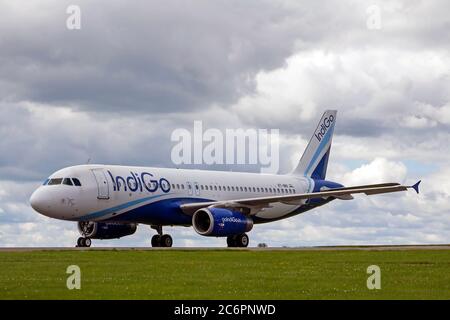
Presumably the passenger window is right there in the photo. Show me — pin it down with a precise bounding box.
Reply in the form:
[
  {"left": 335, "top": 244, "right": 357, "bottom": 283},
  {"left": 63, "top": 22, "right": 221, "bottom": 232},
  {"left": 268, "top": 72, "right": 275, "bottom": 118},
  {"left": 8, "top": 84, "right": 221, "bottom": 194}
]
[
  {"left": 181, "top": 184, "right": 185, "bottom": 189},
  {"left": 231, "top": 186, "right": 235, "bottom": 191},
  {"left": 177, "top": 184, "right": 180, "bottom": 189},
  {"left": 48, "top": 178, "right": 63, "bottom": 185},
  {"left": 63, "top": 178, "right": 73, "bottom": 186}
]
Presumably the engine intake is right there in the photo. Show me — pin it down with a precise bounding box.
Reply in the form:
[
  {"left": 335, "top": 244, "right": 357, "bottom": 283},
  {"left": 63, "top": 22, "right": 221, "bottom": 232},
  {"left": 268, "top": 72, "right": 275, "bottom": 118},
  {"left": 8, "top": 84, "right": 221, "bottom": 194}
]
[
  {"left": 77, "top": 221, "right": 137, "bottom": 239},
  {"left": 192, "top": 208, "right": 253, "bottom": 237}
]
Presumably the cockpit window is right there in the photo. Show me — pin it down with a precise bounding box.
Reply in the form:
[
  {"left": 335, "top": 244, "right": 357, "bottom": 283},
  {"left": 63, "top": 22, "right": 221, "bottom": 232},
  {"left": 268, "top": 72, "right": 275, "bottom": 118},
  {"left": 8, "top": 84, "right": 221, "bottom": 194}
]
[
  {"left": 63, "top": 178, "right": 73, "bottom": 186},
  {"left": 48, "top": 178, "right": 63, "bottom": 185},
  {"left": 72, "top": 178, "right": 82, "bottom": 186},
  {"left": 43, "top": 179, "right": 49, "bottom": 185}
]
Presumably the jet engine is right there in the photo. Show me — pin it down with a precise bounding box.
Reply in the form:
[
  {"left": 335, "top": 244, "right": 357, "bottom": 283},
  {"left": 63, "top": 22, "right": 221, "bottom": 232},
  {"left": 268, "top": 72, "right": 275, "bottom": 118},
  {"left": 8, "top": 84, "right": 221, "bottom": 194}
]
[{"left": 192, "top": 207, "right": 253, "bottom": 237}]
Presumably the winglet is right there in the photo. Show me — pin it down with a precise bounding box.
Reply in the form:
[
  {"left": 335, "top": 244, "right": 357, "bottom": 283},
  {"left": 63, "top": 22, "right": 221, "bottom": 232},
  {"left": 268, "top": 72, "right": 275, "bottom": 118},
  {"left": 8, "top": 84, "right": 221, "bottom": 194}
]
[{"left": 411, "top": 180, "right": 421, "bottom": 194}]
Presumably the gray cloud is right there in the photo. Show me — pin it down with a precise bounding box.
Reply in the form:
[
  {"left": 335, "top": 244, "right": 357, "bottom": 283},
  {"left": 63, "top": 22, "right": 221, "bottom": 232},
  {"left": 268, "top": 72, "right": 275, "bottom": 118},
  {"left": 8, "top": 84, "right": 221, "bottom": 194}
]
[
  {"left": 0, "top": 0, "right": 306, "bottom": 114},
  {"left": 0, "top": 0, "right": 449, "bottom": 246},
  {"left": 3, "top": 0, "right": 446, "bottom": 115}
]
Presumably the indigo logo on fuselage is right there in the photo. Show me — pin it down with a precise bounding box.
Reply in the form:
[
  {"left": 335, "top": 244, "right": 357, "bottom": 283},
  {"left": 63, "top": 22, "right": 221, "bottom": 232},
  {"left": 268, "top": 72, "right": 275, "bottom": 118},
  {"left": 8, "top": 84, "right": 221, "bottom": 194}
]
[
  {"left": 314, "top": 115, "right": 334, "bottom": 142},
  {"left": 107, "top": 171, "right": 171, "bottom": 193}
]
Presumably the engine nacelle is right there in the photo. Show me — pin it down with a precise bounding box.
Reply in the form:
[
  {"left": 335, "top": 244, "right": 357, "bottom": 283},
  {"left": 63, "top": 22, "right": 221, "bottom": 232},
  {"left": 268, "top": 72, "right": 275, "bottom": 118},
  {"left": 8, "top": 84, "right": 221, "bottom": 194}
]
[
  {"left": 192, "top": 207, "right": 253, "bottom": 237},
  {"left": 77, "top": 221, "right": 137, "bottom": 239}
]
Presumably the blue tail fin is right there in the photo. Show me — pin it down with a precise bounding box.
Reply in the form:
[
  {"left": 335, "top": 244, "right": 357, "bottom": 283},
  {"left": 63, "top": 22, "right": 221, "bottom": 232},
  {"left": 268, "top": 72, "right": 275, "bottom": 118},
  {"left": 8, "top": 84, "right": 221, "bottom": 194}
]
[{"left": 291, "top": 110, "right": 337, "bottom": 179}]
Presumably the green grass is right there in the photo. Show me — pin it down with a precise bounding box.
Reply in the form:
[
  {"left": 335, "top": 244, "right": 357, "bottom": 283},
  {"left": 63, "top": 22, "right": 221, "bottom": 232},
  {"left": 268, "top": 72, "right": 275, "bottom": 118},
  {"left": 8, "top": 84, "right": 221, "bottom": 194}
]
[{"left": 0, "top": 249, "right": 449, "bottom": 299}]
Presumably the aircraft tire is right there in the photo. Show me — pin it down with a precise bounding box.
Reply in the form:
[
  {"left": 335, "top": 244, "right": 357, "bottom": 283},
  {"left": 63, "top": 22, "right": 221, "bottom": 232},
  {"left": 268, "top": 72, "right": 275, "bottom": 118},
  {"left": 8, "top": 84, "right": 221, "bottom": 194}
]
[
  {"left": 160, "top": 234, "right": 173, "bottom": 247},
  {"left": 227, "top": 235, "right": 237, "bottom": 247},
  {"left": 84, "top": 238, "right": 92, "bottom": 247},
  {"left": 151, "top": 235, "right": 161, "bottom": 247},
  {"left": 235, "top": 233, "right": 249, "bottom": 247}
]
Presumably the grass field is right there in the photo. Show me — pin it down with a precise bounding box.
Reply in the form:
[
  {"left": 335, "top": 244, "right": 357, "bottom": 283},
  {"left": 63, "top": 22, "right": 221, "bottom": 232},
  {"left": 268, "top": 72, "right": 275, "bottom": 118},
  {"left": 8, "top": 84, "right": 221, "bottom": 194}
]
[{"left": 1, "top": 249, "right": 449, "bottom": 299}]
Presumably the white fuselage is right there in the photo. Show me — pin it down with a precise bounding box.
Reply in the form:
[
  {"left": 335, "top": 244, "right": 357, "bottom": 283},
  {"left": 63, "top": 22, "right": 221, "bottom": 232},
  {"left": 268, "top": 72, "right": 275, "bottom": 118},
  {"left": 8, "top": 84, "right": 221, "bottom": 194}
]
[{"left": 30, "top": 164, "right": 315, "bottom": 224}]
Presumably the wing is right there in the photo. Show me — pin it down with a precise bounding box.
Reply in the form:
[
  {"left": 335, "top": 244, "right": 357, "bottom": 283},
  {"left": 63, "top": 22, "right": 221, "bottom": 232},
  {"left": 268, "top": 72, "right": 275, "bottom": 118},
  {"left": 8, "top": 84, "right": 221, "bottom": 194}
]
[{"left": 180, "top": 181, "right": 421, "bottom": 215}]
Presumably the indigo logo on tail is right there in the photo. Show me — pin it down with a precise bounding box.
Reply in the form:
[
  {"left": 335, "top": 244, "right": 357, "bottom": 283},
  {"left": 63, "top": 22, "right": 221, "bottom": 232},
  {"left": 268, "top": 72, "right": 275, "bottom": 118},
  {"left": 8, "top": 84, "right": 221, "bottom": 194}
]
[{"left": 314, "top": 115, "right": 334, "bottom": 142}]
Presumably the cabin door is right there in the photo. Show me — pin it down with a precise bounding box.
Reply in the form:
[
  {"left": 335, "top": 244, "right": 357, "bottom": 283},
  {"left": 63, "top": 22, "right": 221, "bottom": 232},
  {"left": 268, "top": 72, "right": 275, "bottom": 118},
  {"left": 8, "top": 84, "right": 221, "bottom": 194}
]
[{"left": 91, "top": 168, "right": 110, "bottom": 200}]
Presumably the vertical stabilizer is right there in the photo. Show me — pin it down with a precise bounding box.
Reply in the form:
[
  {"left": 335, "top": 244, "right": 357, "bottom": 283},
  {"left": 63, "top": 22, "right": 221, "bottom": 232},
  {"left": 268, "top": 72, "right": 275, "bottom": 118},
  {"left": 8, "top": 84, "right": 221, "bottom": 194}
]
[{"left": 291, "top": 110, "right": 337, "bottom": 179}]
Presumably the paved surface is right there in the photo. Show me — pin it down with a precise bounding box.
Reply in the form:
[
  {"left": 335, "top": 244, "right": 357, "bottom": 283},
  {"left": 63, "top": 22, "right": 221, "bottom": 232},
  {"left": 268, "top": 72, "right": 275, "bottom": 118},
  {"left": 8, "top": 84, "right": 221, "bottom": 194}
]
[{"left": 0, "top": 245, "right": 449, "bottom": 252}]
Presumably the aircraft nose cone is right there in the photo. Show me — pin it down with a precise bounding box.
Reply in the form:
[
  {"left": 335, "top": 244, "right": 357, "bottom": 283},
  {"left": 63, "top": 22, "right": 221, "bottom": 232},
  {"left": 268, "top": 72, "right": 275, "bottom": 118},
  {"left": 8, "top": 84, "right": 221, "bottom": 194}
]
[{"left": 30, "top": 189, "right": 47, "bottom": 215}]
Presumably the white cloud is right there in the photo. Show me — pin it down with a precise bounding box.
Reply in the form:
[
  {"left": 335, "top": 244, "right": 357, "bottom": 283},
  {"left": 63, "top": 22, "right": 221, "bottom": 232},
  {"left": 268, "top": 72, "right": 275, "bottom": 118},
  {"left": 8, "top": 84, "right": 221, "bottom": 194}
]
[
  {"left": 401, "top": 115, "right": 437, "bottom": 129},
  {"left": 231, "top": 48, "right": 450, "bottom": 129},
  {"left": 340, "top": 157, "right": 407, "bottom": 186}
]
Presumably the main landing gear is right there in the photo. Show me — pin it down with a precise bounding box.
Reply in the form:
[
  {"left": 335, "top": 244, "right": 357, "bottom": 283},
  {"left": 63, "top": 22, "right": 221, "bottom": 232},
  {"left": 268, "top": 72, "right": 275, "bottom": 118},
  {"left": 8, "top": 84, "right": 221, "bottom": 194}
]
[
  {"left": 227, "top": 233, "right": 249, "bottom": 248},
  {"left": 76, "top": 237, "right": 91, "bottom": 248},
  {"left": 151, "top": 225, "right": 173, "bottom": 247}
]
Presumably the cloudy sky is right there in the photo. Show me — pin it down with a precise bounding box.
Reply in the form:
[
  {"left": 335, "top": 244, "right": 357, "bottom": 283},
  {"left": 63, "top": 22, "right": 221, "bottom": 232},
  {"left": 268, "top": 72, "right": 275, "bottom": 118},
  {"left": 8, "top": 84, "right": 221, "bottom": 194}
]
[{"left": 0, "top": 0, "right": 449, "bottom": 247}]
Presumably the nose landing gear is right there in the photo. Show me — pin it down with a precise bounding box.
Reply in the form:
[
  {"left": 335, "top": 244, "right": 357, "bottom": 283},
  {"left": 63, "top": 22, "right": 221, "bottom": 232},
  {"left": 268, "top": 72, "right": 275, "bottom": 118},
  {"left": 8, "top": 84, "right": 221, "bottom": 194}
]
[
  {"left": 76, "top": 237, "right": 91, "bottom": 247},
  {"left": 151, "top": 225, "right": 173, "bottom": 247}
]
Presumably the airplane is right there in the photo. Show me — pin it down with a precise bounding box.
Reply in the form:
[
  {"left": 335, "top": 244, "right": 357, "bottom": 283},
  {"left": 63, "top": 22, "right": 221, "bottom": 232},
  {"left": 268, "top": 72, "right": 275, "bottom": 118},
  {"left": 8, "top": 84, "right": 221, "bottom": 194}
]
[{"left": 29, "top": 110, "right": 421, "bottom": 247}]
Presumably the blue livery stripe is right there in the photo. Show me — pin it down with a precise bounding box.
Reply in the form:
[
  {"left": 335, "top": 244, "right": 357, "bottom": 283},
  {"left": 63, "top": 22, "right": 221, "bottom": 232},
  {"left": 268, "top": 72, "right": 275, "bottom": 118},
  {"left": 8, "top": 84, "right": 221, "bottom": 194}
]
[
  {"left": 304, "top": 125, "right": 334, "bottom": 176},
  {"left": 311, "top": 147, "right": 330, "bottom": 179},
  {"left": 80, "top": 194, "right": 171, "bottom": 221}
]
